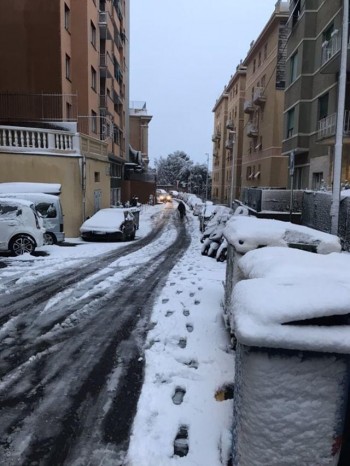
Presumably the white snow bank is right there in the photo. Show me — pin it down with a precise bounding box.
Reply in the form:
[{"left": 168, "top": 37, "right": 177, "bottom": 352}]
[
  {"left": 232, "top": 247, "right": 350, "bottom": 353},
  {"left": 223, "top": 216, "right": 341, "bottom": 254}
]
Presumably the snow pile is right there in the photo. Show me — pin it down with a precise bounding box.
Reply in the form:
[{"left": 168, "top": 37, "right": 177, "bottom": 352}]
[
  {"left": 232, "top": 247, "right": 350, "bottom": 353},
  {"left": 223, "top": 216, "right": 341, "bottom": 254}
]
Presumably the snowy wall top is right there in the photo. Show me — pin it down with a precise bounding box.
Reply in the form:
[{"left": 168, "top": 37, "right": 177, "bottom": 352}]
[
  {"left": 233, "top": 247, "right": 350, "bottom": 354},
  {"left": 0, "top": 182, "right": 61, "bottom": 195},
  {"left": 223, "top": 216, "right": 341, "bottom": 254}
]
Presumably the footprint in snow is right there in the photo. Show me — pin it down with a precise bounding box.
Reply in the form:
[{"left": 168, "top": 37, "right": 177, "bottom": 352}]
[
  {"left": 176, "top": 290, "right": 183, "bottom": 295},
  {"left": 162, "top": 298, "right": 169, "bottom": 304},
  {"left": 186, "top": 323, "right": 194, "bottom": 333},
  {"left": 172, "top": 387, "right": 186, "bottom": 405},
  {"left": 183, "top": 359, "right": 199, "bottom": 369},
  {"left": 178, "top": 338, "right": 187, "bottom": 348},
  {"left": 183, "top": 309, "right": 190, "bottom": 317},
  {"left": 189, "top": 292, "right": 195, "bottom": 297},
  {"left": 194, "top": 299, "right": 200, "bottom": 305},
  {"left": 174, "top": 425, "right": 189, "bottom": 457},
  {"left": 165, "top": 310, "right": 174, "bottom": 317}
]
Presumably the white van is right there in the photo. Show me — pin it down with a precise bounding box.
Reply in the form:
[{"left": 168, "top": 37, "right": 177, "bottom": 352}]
[
  {"left": 0, "top": 191, "right": 65, "bottom": 244},
  {"left": 0, "top": 198, "right": 45, "bottom": 256}
]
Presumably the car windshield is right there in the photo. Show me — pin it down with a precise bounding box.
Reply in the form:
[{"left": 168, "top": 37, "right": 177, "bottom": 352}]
[{"left": 35, "top": 202, "right": 57, "bottom": 218}]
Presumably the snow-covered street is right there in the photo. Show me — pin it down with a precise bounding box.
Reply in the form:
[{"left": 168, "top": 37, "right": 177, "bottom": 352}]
[{"left": 0, "top": 203, "right": 234, "bottom": 466}]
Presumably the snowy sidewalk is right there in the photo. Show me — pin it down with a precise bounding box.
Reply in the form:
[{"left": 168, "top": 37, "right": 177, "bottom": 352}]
[{"left": 126, "top": 213, "right": 234, "bottom": 466}]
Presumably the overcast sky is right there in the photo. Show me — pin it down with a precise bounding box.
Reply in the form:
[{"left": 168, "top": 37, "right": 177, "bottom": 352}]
[{"left": 130, "top": 0, "right": 280, "bottom": 166}]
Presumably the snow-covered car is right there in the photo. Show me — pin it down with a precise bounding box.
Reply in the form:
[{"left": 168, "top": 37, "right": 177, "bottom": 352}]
[
  {"left": 0, "top": 198, "right": 45, "bottom": 256},
  {"left": 156, "top": 189, "right": 172, "bottom": 203},
  {"left": 80, "top": 208, "right": 137, "bottom": 242}
]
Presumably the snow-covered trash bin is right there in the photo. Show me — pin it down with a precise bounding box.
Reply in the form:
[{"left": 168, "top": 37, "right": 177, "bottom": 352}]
[
  {"left": 127, "top": 207, "right": 140, "bottom": 229},
  {"left": 222, "top": 216, "right": 341, "bottom": 332},
  {"left": 231, "top": 247, "right": 350, "bottom": 466}
]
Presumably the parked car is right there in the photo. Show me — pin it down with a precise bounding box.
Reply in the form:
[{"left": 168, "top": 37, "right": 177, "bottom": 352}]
[
  {"left": 0, "top": 192, "right": 64, "bottom": 245},
  {"left": 80, "top": 208, "right": 137, "bottom": 242},
  {"left": 156, "top": 189, "right": 172, "bottom": 203},
  {"left": 0, "top": 198, "right": 45, "bottom": 256}
]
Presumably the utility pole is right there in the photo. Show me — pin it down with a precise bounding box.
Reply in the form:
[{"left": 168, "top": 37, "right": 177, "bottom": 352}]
[{"left": 331, "top": 0, "right": 349, "bottom": 235}]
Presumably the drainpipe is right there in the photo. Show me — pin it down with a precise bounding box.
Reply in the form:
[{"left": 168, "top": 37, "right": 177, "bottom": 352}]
[{"left": 331, "top": 0, "right": 349, "bottom": 235}]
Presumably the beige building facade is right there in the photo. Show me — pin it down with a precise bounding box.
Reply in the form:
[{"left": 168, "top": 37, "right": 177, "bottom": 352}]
[
  {"left": 241, "top": 1, "right": 289, "bottom": 190},
  {"left": 129, "top": 101, "right": 153, "bottom": 170},
  {"left": 211, "top": 1, "right": 290, "bottom": 202},
  {"left": 212, "top": 65, "right": 246, "bottom": 204}
]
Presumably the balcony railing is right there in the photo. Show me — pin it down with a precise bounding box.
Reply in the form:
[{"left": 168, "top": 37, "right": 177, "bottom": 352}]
[
  {"left": 321, "top": 30, "right": 341, "bottom": 67},
  {"left": 225, "top": 139, "right": 234, "bottom": 149},
  {"left": 317, "top": 110, "right": 350, "bottom": 140},
  {"left": 226, "top": 119, "right": 234, "bottom": 130},
  {"left": 0, "top": 125, "right": 79, "bottom": 153},
  {"left": 244, "top": 100, "right": 254, "bottom": 114},
  {"left": 212, "top": 130, "right": 221, "bottom": 142},
  {"left": 253, "top": 87, "right": 266, "bottom": 105},
  {"left": 247, "top": 121, "right": 258, "bottom": 138}
]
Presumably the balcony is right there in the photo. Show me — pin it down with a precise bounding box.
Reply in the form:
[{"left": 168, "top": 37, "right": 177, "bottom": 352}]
[
  {"left": 317, "top": 110, "right": 350, "bottom": 142},
  {"left": 247, "top": 121, "right": 258, "bottom": 138},
  {"left": 225, "top": 139, "right": 234, "bottom": 149},
  {"left": 320, "top": 29, "right": 350, "bottom": 74},
  {"left": 253, "top": 87, "right": 266, "bottom": 106},
  {"left": 0, "top": 125, "right": 79, "bottom": 154},
  {"left": 212, "top": 130, "right": 221, "bottom": 142},
  {"left": 226, "top": 119, "right": 234, "bottom": 130},
  {"left": 99, "top": 11, "right": 113, "bottom": 40},
  {"left": 244, "top": 100, "right": 255, "bottom": 114},
  {"left": 99, "top": 53, "right": 113, "bottom": 78}
]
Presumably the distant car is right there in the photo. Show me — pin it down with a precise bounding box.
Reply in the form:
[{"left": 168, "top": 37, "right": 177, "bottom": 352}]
[
  {"left": 80, "top": 208, "right": 137, "bottom": 242},
  {"left": 156, "top": 189, "right": 172, "bottom": 203},
  {"left": 0, "top": 198, "right": 45, "bottom": 256}
]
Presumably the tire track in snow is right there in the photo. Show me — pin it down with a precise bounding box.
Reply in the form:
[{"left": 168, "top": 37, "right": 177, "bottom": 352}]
[{"left": 0, "top": 210, "right": 191, "bottom": 465}]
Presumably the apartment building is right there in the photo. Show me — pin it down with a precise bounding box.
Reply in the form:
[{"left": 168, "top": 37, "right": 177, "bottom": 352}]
[
  {"left": 0, "top": 0, "right": 129, "bottom": 205},
  {"left": 241, "top": 1, "right": 289, "bottom": 190},
  {"left": 211, "top": 65, "right": 246, "bottom": 204},
  {"left": 129, "top": 101, "right": 153, "bottom": 170},
  {"left": 282, "top": 0, "right": 350, "bottom": 190},
  {"left": 212, "top": 92, "right": 228, "bottom": 203}
]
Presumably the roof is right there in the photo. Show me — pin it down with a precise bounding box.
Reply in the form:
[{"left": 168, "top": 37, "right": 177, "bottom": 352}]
[{"left": 0, "top": 182, "right": 61, "bottom": 195}]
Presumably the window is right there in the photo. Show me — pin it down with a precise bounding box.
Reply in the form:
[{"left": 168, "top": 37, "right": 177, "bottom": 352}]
[
  {"left": 322, "top": 24, "right": 334, "bottom": 43},
  {"left": 91, "top": 21, "right": 96, "bottom": 47},
  {"left": 290, "top": 51, "right": 298, "bottom": 83},
  {"left": 264, "top": 43, "right": 268, "bottom": 60},
  {"left": 287, "top": 108, "right": 295, "bottom": 138},
  {"left": 291, "top": 0, "right": 301, "bottom": 27},
  {"left": 312, "top": 172, "right": 324, "bottom": 190},
  {"left": 253, "top": 59, "right": 256, "bottom": 73},
  {"left": 64, "top": 3, "right": 70, "bottom": 31},
  {"left": 261, "top": 75, "right": 266, "bottom": 88},
  {"left": 66, "top": 102, "right": 72, "bottom": 120},
  {"left": 318, "top": 93, "right": 329, "bottom": 120},
  {"left": 246, "top": 166, "right": 252, "bottom": 180},
  {"left": 258, "top": 51, "right": 261, "bottom": 67},
  {"left": 91, "top": 110, "right": 97, "bottom": 133},
  {"left": 94, "top": 172, "right": 100, "bottom": 182},
  {"left": 65, "top": 54, "right": 71, "bottom": 80},
  {"left": 91, "top": 66, "right": 97, "bottom": 91}
]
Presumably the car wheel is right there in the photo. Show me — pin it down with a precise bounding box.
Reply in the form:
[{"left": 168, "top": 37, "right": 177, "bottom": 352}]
[
  {"left": 9, "top": 234, "right": 36, "bottom": 256},
  {"left": 44, "top": 232, "right": 56, "bottom": 245}
]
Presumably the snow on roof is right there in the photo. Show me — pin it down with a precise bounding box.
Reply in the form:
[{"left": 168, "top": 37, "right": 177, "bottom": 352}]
[
  {"left": 0, "top": 182, "right": 61, "bottom": 194},
  {"left": 0, "top": 192, "right": 59, "bottom": 202},
  {"left": 0, "top": 197, "right": 34, "bottom": 207},
  {"left": 223, "top": 216, "right": 341, "bottom": 254},
  {"left": 233, "top": 247, "right": 350, "bottom": 354}
]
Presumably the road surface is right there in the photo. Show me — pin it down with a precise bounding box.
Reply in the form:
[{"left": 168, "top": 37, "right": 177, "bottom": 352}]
[{"left": 0, "top": 207, "right": 191, "bottom": 466}]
